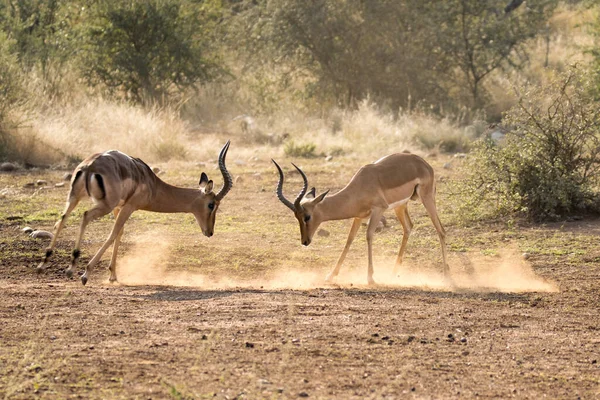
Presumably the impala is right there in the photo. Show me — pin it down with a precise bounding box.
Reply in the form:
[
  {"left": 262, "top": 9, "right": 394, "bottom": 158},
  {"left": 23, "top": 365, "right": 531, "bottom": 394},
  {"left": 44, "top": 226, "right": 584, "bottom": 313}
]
[
  {"left": 37, "top": 141, "right": 233, "bottom": 285},
  {"left": 273, "top": 153, "right": 448, "bottom": 285}
]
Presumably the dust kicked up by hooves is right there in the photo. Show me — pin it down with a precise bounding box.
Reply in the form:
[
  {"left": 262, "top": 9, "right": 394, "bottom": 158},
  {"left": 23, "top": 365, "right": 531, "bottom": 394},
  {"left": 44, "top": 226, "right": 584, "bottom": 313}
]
[{"left": 116, "top": 231, "right": 557, "bottom": 293}]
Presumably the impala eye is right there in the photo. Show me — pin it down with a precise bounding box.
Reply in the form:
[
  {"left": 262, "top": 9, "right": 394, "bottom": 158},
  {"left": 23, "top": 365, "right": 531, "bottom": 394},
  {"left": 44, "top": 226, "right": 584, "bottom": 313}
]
[
  {"left": 208, "top": 202, "right": 215, "bottom": 210},
  {"left": 304, "top": 215, "right": 311, "bottom": 222}
]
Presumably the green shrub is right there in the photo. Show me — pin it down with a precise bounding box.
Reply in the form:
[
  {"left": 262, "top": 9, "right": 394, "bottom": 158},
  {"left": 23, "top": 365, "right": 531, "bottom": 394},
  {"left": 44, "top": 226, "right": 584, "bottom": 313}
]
[
  {"left": 457, "top": 69, "right": 600, "bottom": 221},
  {"left": 81, "top": 0, "right": 222, "bottom": 105},
  {"left": 284, "top": 140, "right": 318, "bottom": 158}
]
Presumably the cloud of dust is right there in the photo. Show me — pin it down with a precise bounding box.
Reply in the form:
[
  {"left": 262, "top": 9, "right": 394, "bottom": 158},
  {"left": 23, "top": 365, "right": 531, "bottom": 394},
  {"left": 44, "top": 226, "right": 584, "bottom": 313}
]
[
  {"left": 117, "top": 229, "right": 207, "bottom": 287},
  {"left": 370, "top": 247, "right": 559, "bottom": 293},
  {"left": 116, "top": 231, "right": 326, "bottom": 289},
  {"left": 450, "top": 248, "right": 559, "bottom": 293},
  {"left": 253, "top": 246, "right": 558, "bottom": 293},
  {"left": 116, "top": 234, "right": 557, "bottom": 294},
  {"left": 264, "top": 247, "right": 558, "bottom": 293}
]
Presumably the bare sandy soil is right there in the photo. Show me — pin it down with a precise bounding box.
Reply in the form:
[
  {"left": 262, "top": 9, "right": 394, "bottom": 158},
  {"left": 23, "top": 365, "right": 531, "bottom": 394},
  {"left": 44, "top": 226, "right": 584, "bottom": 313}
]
[{"left": 1, "top": 157, "right": 599, "bottom": 399}]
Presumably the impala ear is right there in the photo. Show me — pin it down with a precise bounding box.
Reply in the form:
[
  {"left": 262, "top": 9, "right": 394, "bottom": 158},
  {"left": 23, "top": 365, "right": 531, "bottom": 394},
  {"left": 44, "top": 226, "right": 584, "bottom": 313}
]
[
  {"left": 204, "top": 180, "right": 214, "bottom": 194},
  {"left": 314, "top": 189, "right": 329, "bottom": 204},
  {"left": 199, "top": 172, "right": 209, "bottom": 187},
  {"left": 306, "top": 187, "right": 316, "bottom": 199}
]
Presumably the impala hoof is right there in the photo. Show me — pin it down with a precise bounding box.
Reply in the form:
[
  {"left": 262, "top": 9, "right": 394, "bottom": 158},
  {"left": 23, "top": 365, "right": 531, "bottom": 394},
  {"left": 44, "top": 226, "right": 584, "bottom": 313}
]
[
  {"left": 81, "top": 275, "right": 88, "bottom": 286},
  {"left": 36, "top": 265, "right": 44, "bottom": 274},
  {"left": 367, "top": 278, "right": 377, "bottom": 286},
  {"left": 65, "top": 269, "right": 73, "bottom": 279},
  {"left": 442, "top": 273, "right": 456, "bottom": 288}
]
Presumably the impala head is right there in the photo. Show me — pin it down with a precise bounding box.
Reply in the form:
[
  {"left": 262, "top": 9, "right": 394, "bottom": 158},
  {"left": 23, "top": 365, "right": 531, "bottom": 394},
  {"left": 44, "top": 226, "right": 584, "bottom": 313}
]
[
  {"left": 272, "top": 160, "right": 329, "bottom": 246},
  {"left": 194, "top": 141, "right": 233, "bottom": 237}
]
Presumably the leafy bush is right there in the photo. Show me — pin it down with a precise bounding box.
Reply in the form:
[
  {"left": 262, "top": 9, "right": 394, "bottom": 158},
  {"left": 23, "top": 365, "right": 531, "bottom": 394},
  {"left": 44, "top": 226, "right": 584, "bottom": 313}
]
[
  {"left": 458, "top": 69, "right": 600, "bottom": 221},
  {"left": 235, "top": 0, "right": 556, "bottom": 113},
  {"left": 284, "top": 141, "right": 318, "bottom": 158},
  {"left": 81, "top": 0, "right": 222, "bottom": 105}
]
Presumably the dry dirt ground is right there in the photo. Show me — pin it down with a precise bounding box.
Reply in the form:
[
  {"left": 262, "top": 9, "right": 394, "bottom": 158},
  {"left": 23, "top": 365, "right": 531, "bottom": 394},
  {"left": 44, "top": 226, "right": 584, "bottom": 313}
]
[{"left": 0, "top": 152, "right": 599, "bottom": 399}]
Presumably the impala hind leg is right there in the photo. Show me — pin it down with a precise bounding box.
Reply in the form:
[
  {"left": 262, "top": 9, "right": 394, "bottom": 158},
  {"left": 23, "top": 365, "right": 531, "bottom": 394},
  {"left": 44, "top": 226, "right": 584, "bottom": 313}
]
[
  {"left": 36, "top": 180, "right": 85, "bottom": 273},
  {"left": 420, "top": 193, "right": 449, "bottom": 277},
  {"left": 66, "top": 204, "right": 113, "bottom": 279},
  {"left": 366, "top": 207, "right": 385, "bottom": 285},
  {"left": 325, "top": 218, "right": 361, "bottom": 282},
  {"left": 81, "top": 205, "right": 134, "bottom": 286},
  {"left": 393, "top": 204, "right": 413, "bottom": 274},
  {"left": 108, "top": 208, "right": 125, "bottom": 283}
]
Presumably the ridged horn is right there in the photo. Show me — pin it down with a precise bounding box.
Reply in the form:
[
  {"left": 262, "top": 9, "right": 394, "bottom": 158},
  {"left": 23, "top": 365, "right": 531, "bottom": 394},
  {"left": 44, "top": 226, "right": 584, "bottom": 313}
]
[
  {"left": 272, "top": 159, "right": 295, "bottom": 212},
  {"left": 215, "top": 140, "right": 233, "bottom": 201},
  {"left": 291, "top": 163, "right": 308, "bottom": 209}
]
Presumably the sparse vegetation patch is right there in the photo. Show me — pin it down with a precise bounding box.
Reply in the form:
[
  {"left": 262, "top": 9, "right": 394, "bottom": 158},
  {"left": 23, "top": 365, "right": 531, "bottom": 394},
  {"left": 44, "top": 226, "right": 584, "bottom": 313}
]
[{"left": 458, "top": 68, "right": 600, "bottom": 221}]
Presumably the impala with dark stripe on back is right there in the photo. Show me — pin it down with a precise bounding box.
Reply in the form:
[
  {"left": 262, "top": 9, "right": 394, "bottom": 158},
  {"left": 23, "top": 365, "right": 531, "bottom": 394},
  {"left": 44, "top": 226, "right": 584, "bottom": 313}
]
[{"left": 37, "top": 141, "right": 233, "bottom": 285}]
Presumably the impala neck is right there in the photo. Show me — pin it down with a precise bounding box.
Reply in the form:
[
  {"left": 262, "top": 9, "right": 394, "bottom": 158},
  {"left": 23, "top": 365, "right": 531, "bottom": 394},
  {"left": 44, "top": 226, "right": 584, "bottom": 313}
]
[
  {"left": 317, "top": 188, "right": 365, "bottom": 222},
  {"left": 145, "top": 179, "right": 200, "bottom": 213}
]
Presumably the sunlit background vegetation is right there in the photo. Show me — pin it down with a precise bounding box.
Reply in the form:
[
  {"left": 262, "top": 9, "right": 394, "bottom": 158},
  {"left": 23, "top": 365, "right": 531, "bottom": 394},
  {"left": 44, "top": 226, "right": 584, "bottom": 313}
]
[{"left": 0, "top": 0, "right": 599, "bottom": 221}]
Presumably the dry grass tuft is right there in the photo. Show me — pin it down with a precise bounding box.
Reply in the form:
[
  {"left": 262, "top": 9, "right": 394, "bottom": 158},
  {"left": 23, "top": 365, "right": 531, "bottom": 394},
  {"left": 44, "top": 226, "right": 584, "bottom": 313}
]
[
  {"left": 29, "top": 99, "right": 191, "bottom": 164},
  {"left": 229, "top": 100, "right": 473, "bottom": 161}
]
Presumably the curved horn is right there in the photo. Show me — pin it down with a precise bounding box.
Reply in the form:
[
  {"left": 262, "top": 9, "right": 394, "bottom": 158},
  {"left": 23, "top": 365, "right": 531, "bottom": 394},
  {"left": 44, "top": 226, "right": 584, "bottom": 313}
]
[
  {"left": 215, "top": 140, "right": 233, "bottom": 201},
  {"left": 272, "top": 159, "right": 295, "bottom": 212},
  {"left": 291, "top": 163, "right": 308, "bottom": 209}
]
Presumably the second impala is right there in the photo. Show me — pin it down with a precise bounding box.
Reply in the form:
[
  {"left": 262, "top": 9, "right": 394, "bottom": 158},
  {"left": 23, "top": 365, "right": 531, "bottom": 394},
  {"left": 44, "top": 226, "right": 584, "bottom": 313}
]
[{"left": 273, "top": 153, "right": 448, "bottom": 285}]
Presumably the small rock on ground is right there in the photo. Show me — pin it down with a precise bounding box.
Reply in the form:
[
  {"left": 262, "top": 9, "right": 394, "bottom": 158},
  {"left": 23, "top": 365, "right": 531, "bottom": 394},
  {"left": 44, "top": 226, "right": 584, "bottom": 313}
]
[
  {"left": 30, "top": 230, "right": 54, "bottom": 240},
  {"left": 0, "top": 162, "right": 17, "bottom": 172}
]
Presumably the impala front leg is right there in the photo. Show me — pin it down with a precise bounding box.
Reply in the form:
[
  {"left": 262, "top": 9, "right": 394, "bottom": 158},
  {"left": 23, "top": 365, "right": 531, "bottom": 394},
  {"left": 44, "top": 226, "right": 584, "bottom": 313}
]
[
  {"left": 325, "top": 218, "right": 361, "bottom": 282},
  {"left": 66, "top": 204, "right": 112, "bottom": 279},
  {"left": 366, "top": 207, "right": 385, "bottom": 285},
  {"left": 81, "top": 206, "right": 134, "bottom": 286},
  {"left": 108, "top": 208, "right": 125, "bottom": 283}
]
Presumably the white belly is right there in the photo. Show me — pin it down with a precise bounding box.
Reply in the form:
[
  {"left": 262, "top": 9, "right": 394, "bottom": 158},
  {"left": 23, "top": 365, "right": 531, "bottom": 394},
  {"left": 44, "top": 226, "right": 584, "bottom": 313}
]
[{"left": 387, "top": 197, "right": 410, "bottom": 210}]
